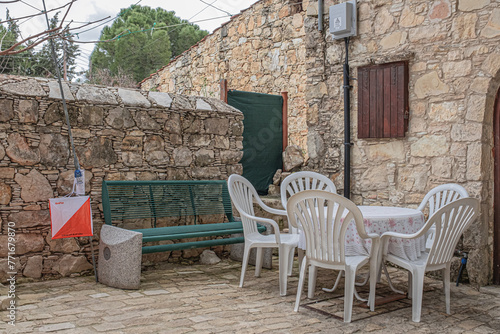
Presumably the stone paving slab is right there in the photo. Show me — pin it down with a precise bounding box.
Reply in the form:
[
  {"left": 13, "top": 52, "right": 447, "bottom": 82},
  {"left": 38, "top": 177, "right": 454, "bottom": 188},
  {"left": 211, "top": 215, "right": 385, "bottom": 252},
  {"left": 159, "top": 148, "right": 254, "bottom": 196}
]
[{"left": 1, "top": 257, "right": 499, "bottom": 333}]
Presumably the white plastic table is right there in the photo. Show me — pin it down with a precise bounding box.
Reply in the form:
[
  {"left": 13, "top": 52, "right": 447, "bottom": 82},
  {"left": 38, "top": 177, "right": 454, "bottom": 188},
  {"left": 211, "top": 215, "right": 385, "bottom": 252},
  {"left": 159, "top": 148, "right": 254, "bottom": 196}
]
[{"left": 297, "top": 206, "right": 426, "bottom": 261}]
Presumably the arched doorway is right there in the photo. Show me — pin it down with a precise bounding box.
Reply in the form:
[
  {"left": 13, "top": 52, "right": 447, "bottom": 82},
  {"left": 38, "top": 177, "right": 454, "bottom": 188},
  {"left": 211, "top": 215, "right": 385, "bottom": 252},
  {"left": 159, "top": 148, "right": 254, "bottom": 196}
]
[{"left": 494, "top": 87, "right": 500, "bottom": 284}]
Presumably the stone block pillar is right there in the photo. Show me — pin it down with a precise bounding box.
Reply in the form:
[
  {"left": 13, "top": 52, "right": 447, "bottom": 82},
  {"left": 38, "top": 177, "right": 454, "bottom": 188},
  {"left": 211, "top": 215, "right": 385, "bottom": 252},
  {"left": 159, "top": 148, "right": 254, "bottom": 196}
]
[
  {"left": 98, "top": 225, "right": 142, "bottom": 289},
  {"left": 230, "top": 219, "right": 274, "bottom": 269}
]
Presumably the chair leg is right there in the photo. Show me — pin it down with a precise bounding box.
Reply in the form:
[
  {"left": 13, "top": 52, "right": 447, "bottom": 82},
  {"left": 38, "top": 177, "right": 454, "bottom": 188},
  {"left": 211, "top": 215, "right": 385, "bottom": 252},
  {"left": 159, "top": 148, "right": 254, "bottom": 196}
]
[
  {"left": 255, "top": 247, "right": 263, "bottom": 277},
  {"left": 343, "top": 267, "right": 355, "bottom": 323},
  {"left": 383, "top": 263, "right": 405, "bottom": 295},
  {"left": 369, "top": 259, "right": 377, "bottom": 311},
  {"left": 294, "top": 257, "right": 308, "bottom": 312},
  {"left": 307, "top": 264, "right": 318, "bottom": 299},
  {"left": 298, "top": 248, "right": 305, "bottom": 271},
  {"left": 322, "top": 271, "right": 343, "bottom": 293},
  {"left": 377, "top": 262, "right": 383, "bottom": 283},
  {"left": 287, "top": 247, "right": 295, "bottom": 276},
  {"left": 279, "top": 245, "right": 290, "bottom": 296},
  {"left": 411, "top": 269, "right": 425, "bottom": 323},
  {"left": 408, "top": 271, "right": 413, "bottom": 299},
  {"left": 444, "top": 265, "right": 451, "bottom": 314},
  {"left": 239, "top": 244, "right": 251, "bottom": 288}
]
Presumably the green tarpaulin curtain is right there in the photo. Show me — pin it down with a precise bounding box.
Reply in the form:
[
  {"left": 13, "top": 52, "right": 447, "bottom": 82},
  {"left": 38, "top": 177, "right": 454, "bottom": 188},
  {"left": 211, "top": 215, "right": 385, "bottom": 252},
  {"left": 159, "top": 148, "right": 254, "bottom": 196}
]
[{"left": 228, "top": 90, "right": 283, "bottom": 195}]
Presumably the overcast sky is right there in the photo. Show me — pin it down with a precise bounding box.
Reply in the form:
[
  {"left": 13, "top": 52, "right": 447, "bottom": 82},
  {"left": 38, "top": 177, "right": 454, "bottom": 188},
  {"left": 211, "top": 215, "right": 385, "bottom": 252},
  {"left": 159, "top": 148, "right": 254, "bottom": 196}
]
[{"left": 0, "top": 0, "right": 258, "bottom": 74}]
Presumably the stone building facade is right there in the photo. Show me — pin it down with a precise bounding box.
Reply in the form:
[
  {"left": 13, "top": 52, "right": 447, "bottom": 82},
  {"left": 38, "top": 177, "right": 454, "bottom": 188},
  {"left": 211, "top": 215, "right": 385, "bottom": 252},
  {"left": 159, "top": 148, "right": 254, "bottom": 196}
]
[
  {"left": 140, "top": 0, "right": 309, "bottom": 152},
  {"left": 0, "top": 75, "right": 244, "bottom": 281},
  {"left": 141, "top": 0, "right": 500, "bottom": 286}
]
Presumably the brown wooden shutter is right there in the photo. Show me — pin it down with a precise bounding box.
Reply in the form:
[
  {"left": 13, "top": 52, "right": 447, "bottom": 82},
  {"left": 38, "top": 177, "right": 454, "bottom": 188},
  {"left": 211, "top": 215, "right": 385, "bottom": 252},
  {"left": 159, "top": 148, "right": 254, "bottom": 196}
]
[{"left": 357, "top": 61, "right": 409, "bottom": 138}]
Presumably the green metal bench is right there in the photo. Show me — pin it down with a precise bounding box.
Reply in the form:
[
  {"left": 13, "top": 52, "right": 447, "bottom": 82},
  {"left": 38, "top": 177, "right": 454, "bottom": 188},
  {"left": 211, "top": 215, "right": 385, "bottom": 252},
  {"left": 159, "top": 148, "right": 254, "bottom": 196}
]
[{"left": 101, "top": 180, "right": 266, "bottom": 254}]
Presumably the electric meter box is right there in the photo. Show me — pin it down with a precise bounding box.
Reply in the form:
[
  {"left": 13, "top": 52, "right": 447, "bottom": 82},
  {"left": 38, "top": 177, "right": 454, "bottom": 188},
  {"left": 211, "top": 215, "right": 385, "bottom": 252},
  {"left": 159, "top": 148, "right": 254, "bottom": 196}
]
[{"left": 329, "top": 0, "right": 357, "bottom": 39}]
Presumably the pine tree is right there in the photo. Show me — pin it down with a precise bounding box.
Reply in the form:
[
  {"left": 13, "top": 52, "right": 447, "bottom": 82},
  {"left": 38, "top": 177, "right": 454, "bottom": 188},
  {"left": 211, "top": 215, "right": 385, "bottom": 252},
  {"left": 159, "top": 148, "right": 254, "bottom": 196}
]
[
  {"left": 0, "top": 11, "right": 80, "bottom": 80},
  {"left": 0, "top": 10, "right": 36, "bottom": 75},
  {"left": 32, "top": 13, "right": 81, "bottom": 80},
  {"left": 90, "top": 5, "right": 208, "bottom": 84}
]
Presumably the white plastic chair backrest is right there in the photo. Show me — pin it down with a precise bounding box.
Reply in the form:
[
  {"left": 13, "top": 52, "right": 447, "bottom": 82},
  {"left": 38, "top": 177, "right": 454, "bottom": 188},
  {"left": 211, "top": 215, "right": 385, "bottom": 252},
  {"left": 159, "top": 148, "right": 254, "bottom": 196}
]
[
  {"left": 287, "top": 190, "right": 367, "bottom": 264},
  {"left": 227, "top": 174, "right": 262, "bottom": 236},
  {"left": 281, "top": 172, "right": 336, "bottom": 234},
  {"left": 426, "top": 198, "right": 479, "bottom": 266},
  {"left": 281, "top": 171, "right": 337, "bottom": 209},
  {"left": 417, "top": 184, "right": 469, "bottom": 217}
]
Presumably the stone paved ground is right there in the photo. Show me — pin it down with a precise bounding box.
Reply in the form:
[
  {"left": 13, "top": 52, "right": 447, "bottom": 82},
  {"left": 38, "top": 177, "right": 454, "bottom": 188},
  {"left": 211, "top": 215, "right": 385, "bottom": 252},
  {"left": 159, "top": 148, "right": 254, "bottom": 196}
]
[{"left": 1, "top": 257, "right": 500, "bottom": 333}]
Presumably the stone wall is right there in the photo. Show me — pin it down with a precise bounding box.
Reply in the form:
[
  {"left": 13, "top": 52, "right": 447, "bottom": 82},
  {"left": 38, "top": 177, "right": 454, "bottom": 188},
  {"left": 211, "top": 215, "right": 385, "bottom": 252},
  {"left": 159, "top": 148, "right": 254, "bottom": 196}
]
[
  {"left": 304, "top": 0, "right": 500, "bottom": 286},
  {"left": 139, "top": 0, "right": 500, "bottom": 285},
  {"left": 0, "top": 75, "right": 244, "bottom": 281},
  {"left": 140, "top": 0, "right": 310, "bottom": 154}
]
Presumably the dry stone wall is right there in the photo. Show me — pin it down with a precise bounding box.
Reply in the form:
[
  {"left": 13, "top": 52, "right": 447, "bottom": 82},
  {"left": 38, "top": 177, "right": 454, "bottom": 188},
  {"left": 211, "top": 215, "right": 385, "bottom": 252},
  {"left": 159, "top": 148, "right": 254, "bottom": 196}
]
[
  {"left": 140, "top": 0, "right": 310, "bottom": 153},
  {"left": 141, "top": 0, "right": 500, "bottom": 285},
  {"left": 0, "top": 75, "right": 244, "bottom": 281}
]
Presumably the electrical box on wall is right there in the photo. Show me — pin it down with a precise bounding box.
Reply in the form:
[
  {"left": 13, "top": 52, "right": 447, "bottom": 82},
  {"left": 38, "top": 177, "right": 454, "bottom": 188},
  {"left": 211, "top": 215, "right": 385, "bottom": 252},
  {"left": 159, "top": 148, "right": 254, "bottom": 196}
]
[{"left": 329, "top": 0, "right": 357, "bottom": 40}]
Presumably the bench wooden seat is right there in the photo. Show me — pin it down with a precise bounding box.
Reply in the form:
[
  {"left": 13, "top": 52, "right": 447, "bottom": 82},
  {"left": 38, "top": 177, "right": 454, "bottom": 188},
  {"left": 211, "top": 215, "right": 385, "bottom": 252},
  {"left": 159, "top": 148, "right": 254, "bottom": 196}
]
[{"left": 101, "top": 180, "right": 265, "bottom": 254}]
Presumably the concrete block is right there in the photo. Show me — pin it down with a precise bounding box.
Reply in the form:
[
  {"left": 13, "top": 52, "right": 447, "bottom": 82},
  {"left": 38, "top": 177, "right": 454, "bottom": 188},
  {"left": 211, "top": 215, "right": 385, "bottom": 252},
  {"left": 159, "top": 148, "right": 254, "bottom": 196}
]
[
  {"left": 200, "top": 250, "right": 221, "bottom": 265},
  {"left": 230, "top": 220, "right": 273, "bottom": 269},
  {"left": 98, "top": 225, "right": 142, "bottom": 289}
]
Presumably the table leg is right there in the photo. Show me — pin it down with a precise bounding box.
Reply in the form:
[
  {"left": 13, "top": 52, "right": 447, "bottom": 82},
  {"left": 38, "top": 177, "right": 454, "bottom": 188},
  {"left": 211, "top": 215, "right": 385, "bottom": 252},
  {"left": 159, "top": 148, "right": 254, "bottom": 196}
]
[
  {"left": 382, "top": 263, "right": 405, "bottom": 295},
  {"left": 322, "top": 271, "right": 368, "bottom": 302}
]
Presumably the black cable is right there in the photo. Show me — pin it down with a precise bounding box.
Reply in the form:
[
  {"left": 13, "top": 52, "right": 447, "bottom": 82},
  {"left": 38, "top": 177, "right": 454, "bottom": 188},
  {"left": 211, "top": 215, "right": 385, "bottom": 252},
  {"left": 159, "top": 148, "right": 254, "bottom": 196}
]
[
  {"left": 20, "top": 0, "right": 41, "bottom": 11},
  {"left": 456, "top": 252, "right": 468, "bottom": 286},
  {"left": 190, "top": 0, "right": 218, "bottom": 21},
  {"left": 343, "top": 37, "right": 351, "bottom": 199},
  {"left": 75, "top": 0, "right": 142, "bottom": 36},
  {"left": 198, "top": 0, "right": 232, "bottom": 16}
]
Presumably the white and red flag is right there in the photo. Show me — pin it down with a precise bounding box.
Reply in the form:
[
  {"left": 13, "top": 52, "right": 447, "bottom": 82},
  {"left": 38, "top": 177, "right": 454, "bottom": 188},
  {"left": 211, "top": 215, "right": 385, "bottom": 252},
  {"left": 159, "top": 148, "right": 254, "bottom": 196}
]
[{"left": 49, "top": 196, "right": 93, "bottom": 239}]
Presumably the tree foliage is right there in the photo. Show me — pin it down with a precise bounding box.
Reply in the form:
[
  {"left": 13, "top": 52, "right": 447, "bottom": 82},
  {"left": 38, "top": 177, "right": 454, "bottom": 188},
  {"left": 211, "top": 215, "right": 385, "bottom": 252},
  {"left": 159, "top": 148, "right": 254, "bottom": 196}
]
[
  {"left": 90, "top": 5, "right": 208, "bottom": 84},
  {"left": 0, "top": 10, "right": 36, "bottom": 76},
  {"left": 88, "top": 68, "right": 137, "bottom": 88},
  {"left": 32, "top": 13, "right": 81, "bottom": 80},
  {"left": 0, "top": 11, "right": 81, "bottom": 80}
]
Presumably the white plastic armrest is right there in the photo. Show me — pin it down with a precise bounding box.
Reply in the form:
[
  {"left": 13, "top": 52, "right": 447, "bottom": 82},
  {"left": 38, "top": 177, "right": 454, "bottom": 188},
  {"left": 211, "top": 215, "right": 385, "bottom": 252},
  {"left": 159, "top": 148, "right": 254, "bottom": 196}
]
[
  {"left": 381, "top": 229, "right": 426, "bottom": 241},
  {"left": 265, "top": 207, "right": 287, "bottom": 216},
  {"left": 254, "top": 197, "right": 287, "bottom": 216},
  {"left": 238, "top": 210, "right": 282, "bottom": 243},
  {"left": 357, "top": 229, "right": 379, "bottom": 242},
  {"left": 366, "top": 234, "right": 380, "bottom": 257},
  {"left": 380, "top": 228, "right": 429, "bottom": 254},
  {"left": 366, "top": 233, "right": 380, "bottom": 240}
]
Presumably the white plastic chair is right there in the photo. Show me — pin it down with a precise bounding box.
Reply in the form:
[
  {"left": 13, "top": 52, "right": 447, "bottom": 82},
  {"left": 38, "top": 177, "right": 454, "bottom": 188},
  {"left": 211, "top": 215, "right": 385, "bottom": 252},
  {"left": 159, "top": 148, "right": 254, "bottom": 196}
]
[
  {"left": 281, "top": 171, "right": 337, "bottom": 210},
  {"left": 287, "top": 190, "right": 379, "bottom": 322},
  {"left": 418, "top": 184, "right": 469, "bottom": 249},
  {"left": 280, "top": 171, "right": 337, "bottom": 274},
  {"left": 380, "top": 197, "right": 479, "bottom": 322},
  {"left": 227, "top": 174, "right": 299, "bottom": 296}
]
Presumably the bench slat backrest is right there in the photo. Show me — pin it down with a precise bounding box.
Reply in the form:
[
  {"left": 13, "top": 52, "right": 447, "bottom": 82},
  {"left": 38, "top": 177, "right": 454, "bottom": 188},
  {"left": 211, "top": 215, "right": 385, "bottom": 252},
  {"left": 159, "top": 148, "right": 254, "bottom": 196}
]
[{"left": 102, "top": 180, "right": 234, "bottom": 226}]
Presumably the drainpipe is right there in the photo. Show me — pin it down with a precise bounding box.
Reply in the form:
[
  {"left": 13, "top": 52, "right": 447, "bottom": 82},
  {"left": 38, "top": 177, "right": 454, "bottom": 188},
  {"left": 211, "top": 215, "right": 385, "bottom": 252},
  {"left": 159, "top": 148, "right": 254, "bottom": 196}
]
[
  {"left": 318, "top": 0, "right": 324, "bottom": 31},
  {"left": 343, "top": 37, "right": 352, "bottom": 199},
  {"left": 320, "top": 1, "right": 352, "bottom": 197}
]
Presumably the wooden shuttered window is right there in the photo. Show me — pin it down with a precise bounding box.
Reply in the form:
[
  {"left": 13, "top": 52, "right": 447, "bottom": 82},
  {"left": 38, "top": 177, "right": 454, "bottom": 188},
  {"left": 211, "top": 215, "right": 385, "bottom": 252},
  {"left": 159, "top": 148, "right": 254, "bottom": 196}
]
[{"left": 357, "top": 61, "right": 409, "bottom": 138}]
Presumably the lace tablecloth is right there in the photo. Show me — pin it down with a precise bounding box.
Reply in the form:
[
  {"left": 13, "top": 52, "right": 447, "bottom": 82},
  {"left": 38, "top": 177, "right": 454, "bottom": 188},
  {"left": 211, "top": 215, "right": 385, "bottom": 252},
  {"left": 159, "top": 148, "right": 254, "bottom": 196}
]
[{"left": 297, "top": 206, "right": 426, "bottom": 261}]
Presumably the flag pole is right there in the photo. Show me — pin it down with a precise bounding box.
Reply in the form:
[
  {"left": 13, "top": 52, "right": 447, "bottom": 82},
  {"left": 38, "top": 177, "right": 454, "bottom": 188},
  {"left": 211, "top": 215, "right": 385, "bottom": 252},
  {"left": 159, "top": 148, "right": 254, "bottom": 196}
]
[
  {"left": 89, "top": 236, "right": 98, "bottom": 282},
  {"left": 42, "top": 0, "right": 97, "bottom": 282}
]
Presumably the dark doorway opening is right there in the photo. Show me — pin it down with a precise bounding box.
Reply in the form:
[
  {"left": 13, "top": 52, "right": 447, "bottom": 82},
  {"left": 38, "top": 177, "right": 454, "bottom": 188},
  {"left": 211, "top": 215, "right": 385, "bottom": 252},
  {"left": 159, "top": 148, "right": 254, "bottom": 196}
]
[{"left": 220, "top": 80, "right": 288, "bottom": 195}]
